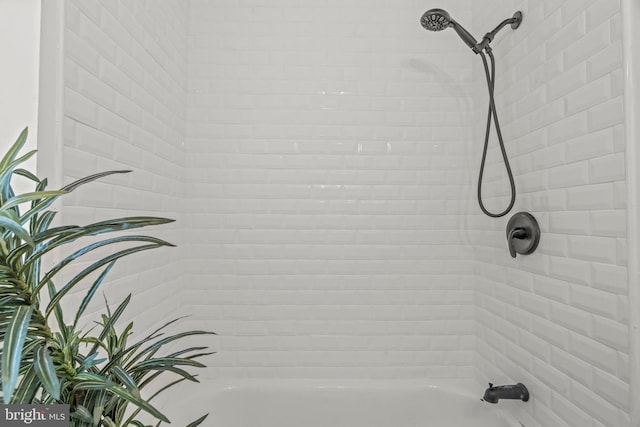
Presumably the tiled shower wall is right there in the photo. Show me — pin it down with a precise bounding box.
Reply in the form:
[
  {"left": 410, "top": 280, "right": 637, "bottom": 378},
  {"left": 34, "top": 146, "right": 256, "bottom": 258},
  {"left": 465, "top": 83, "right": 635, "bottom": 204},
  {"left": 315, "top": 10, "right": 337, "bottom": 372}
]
[
  {"left": 61, "top": 0, "right": 189, "bottom": 333},
  {"left": 185, "top": 0, "right": 478, "bottom": 380},
  {"left": 471, "top": 0, "right": 628, "bottom": 426},
  {"left": 53, "top": 1, "right": 634, "bottom": 425}
]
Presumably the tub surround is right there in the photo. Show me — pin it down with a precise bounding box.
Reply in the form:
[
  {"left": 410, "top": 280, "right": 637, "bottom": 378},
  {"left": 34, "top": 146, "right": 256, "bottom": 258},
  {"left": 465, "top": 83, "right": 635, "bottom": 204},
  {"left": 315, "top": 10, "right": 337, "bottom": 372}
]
[{"left": 36, "top": 0, "right": 634, "bottom": 426}]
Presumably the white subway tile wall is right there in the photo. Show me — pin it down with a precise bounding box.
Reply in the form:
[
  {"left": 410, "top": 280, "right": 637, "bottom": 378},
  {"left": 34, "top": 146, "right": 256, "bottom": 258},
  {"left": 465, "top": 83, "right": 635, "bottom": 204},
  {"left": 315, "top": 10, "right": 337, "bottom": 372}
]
[
  {"left": 57, "top": 0, "right": 631, "bottom": 425},
  {"left": 185, "top": 0, "right": 477, "bottom": 380},
  {"left": 62, "top": 0, "right": 189, "bottom": 333},
  {"left": 472, "top": 0, "right": 627, "bottom": 426}
]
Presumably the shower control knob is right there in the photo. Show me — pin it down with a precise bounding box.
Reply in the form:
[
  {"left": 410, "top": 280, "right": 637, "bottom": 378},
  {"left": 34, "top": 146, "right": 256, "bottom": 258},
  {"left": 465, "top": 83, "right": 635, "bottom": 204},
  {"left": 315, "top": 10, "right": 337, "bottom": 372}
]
[{"left": 506, "top": 212, "right": 540, "bottom": 258}]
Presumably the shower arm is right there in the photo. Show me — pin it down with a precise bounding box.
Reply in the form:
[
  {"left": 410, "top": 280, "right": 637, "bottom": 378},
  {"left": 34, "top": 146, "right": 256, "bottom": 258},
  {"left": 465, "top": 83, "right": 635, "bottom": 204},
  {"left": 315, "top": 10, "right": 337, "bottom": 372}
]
[{"left": 474, "top": 11, "right": 522, "bottom": 53}]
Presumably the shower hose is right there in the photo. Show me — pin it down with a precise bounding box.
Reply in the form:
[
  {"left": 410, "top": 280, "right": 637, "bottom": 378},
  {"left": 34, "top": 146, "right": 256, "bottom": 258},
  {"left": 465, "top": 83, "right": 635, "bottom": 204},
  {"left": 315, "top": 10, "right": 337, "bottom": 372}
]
[{"left": 477, "top": 48, "right": 516, "bottom": 218}]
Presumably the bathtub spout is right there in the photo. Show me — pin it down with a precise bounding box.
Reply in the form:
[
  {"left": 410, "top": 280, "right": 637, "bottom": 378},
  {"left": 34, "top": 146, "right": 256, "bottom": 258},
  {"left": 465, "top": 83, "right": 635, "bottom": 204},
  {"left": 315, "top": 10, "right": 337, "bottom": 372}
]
[{"left": 482, "top": 383, "right": 529, "bottom": 404}]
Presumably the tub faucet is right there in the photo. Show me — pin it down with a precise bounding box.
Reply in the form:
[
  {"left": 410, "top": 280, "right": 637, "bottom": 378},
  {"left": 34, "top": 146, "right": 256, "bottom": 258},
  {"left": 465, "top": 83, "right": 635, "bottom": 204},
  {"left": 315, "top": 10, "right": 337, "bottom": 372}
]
[{"left": 482, "top": 383, "right": 529, "bottom": 404}]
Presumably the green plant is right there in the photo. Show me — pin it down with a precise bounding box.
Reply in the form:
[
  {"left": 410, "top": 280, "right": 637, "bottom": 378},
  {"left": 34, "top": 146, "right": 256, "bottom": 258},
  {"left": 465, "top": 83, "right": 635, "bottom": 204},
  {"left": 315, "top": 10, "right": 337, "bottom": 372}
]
[{"left": 0, "top": 128, "right": 213, "bottom": 426}]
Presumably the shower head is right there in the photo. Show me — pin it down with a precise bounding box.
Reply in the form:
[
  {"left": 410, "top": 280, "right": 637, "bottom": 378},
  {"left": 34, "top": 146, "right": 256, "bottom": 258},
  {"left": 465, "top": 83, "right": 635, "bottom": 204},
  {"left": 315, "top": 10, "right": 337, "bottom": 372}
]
[
  {"left": 420, "top": 8, "right": 451, "bottom": 31},
  {"left": 420, "top": 8, "right": 479, "bottom": 52}
]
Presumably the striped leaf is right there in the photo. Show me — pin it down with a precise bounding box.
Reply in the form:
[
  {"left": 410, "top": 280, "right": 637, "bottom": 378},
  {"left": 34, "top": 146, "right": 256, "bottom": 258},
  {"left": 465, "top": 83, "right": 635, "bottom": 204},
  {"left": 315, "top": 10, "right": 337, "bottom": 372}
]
[
  {"left": 107, "top": 384, "right": 169, "bottom": 423},
  {"left": 0, "top": 151, "right": 37, "bottom": 200},
  {"left": 186, "top": 414, "right": 209, "bottom": 427},
  {"left": 1, "top": 191, "right": 66, "bottom": 212},
  {"left": 61, "top": 170, "right": 131, "bottom": 192},
  {"left": 75, "top": 372, "right": 169, "bottom": 423},
  {"left": 69, "top": 405, "right": 93, "bottom": 423},
  {"left": 12, "top": 168, "right": 40, "bottom": 184},
  {"left": 45, "top": 243, "right": 170, "bottom": 318},
  {"left": 1, "top": 305, "right": 33, "bottom": 403},
  {"left": 46, "top": 281, "right": 64, "bottom": 331},
  {"left": 110, "top": 365, "right": 140, "bottom": 399},
  {"left": 0, "top": 216, "right": 34, "bottom": 247},
  {"left": 7, "top": 365, "right": 39, "bottom": 404},
  {"left": 33, "top": 344, "right": 61, "bottom": 400},
  {"left": 73, "top": 261, "right": 116, "bottom": 328},
  {"left": 0, "top": 128, "right": 28, "bottom": 175},
  {"left": 34, "top": 236, "right": 173, "bottom": 295}
]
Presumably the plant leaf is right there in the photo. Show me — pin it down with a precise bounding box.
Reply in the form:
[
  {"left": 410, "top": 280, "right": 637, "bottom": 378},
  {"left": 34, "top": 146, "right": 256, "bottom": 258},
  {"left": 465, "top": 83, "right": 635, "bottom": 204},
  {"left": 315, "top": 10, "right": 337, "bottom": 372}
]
[
  {"left": 13, "top": 168, "right": 40, "bottom": 184},
  {"left": 35, "top": 235, "right": 173, "bottom": 296},
  {"left": 7, "top": 364, "right": 40, "bottom": 404},
  {"left": 45, "top": 243, "right": 170, "bottom": 318},
  {"left": 110, "top": 365, "right": 140, "bottom": 399},
  {"left": 129, "top": 331, "right": 214, "bottom": 367},
  {"left": 186, "top": 414, "right": 209, "bottom": 427},
  {"left": 72, "top": 372, "right": 114, "bottom": 391},
  {"left": 73, "top": 261, "right": 116, "bottom": 328},
  {"left": 1, "top": 305, "right": 34, "bottom": 403},
  {"left": 0, "top": 128, "right": 28, "bottom": 175},
  {"left": 101, "top": 416, "right": 117, "bottom": 427},
  {"left": 97, "top": 295, "right": 131, "bottom": 343},
  {"left": 1, "top": 191, "right": 66, "bottom": 211},
  {"left": 76, "top": 370, "right": 169, "bottom": 423},
  {"left": 0, "top": 215, "right": 34, "bottom": 247},
  {"left": 0, "top": 151, "right": 37, "bottom": 200},
  {"left": 69, "top": 405, "right": 93, "bottom": 423},
  {"left": 46, "top": 281, "right": 64, "bottom": 330},
  {"left": 61, "top": 170, "right": 131, "bottom": 192},
  {"left": 33, "top": 344, "right": 61, "bottom": 400},
  {"left": 107, "top": 384, "right": 169, "bottom": 423}
]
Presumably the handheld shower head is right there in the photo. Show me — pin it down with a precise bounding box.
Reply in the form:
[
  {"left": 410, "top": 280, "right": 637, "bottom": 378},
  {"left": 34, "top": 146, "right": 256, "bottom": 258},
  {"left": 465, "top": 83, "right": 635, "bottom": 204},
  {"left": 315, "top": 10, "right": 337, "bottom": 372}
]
[
  {"left": 420, "top": 8, "right": 479, "bottom": 52},
  {"left": 420, "top": 8, "right": 451, "bottom": 31}
]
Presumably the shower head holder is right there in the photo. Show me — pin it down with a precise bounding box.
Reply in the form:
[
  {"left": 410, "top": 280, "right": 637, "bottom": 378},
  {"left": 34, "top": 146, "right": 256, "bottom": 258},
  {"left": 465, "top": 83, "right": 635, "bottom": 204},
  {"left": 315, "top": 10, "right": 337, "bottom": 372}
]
[{"left": 475, "top": 11, "right": 523, "bottom": 53}]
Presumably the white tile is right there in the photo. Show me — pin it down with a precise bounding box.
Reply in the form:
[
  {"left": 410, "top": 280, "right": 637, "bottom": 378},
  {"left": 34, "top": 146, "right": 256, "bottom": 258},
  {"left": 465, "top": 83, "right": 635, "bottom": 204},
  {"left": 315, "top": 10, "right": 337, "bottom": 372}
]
[
  {"left": 545, "top": 12, "right": 585, "bottom": 58},
  {"left": 569, "top": 283, "right": 618, "bottom": 318},
  {"left": 548, "top": 162, "right": 589, "bottom": 189},
  {"left": 565, "top": 74, "right": 610, "bottom": 116},
  {"left": 546, "top": 62, "right": 587, "bottom": 102},
  {"left": 590, "top": 210, "right": 626, "bottom": 237},
  {"left": 565, "top": 127, "right": 614, "bottom": 162},
  {"left": 563, "top": 19, "right": 611, "bottom": 69},
  {"left": 589, "top": 152, "right": 625, "bottom": 183},
  {"left": 587, "top": 41, "right": 623, "bottom": 81},
  {"left": 591, "top": 316, "right": 628, "bottom": 351},
  {"left": 569, "top": 333, "right": 618, "bottom": 375},
  {"left": 551, "top": 392, "right": 595, "bottom": 427},
  {"left": 567, "top": 235, "right": 617, "bottom": 264},
  {"left": 550, "top": 301, "right": 591, "bottom": 335},
  {"left": 566, "top": 183, "right": 615, "bottom": 210},
  {"left": 586, "top": 0, "right": 620, "bottom": 31},
  {"left": 550, "top": 346, "right": 593, "bottom": 388},
  {"left": 571, "top": 380, "right": 624, "bottom": 426},
  {"left": 587, "top": 96, "right": 624, "bottom": 132}
]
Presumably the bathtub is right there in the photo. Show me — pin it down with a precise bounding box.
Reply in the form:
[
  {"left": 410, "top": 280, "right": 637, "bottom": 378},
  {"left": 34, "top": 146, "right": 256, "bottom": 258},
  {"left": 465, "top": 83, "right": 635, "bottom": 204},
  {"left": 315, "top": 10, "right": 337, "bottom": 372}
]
[{"left": 194, "top": 380, "right": 523, "bottom": 427}]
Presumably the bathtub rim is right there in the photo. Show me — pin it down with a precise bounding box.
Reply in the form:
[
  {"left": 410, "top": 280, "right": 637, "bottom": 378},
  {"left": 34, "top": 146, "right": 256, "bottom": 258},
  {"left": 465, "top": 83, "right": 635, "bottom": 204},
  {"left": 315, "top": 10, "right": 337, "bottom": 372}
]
[
  {"left": 179, "top": 378, "right": 525, "bottom": 427},
  {"left": 206, "top": 377, "right": 485, "bottom": 398}
]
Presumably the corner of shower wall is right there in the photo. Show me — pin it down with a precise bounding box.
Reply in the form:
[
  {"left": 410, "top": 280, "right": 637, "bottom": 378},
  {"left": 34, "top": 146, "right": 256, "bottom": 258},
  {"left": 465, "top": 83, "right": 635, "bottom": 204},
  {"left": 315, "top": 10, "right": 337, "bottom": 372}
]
[
  {"left": 55, "top": 0, "right": 190, "bottom": 337},
  {"left": 472, "top": 0, "right": 629, "bottom": 426}
]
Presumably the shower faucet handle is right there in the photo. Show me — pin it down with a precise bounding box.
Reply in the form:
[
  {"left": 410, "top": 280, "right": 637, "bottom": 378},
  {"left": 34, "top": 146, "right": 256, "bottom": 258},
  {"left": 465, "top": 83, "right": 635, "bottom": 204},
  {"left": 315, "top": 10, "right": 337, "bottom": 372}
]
[
  {"left": 506, "top": 212, "right": 540, "bottom": 259},
  {"left": 507, "top": 227, "right": 527, "bottom": 258}
]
